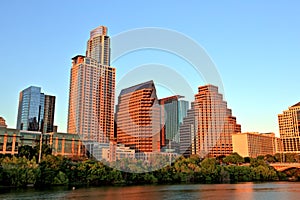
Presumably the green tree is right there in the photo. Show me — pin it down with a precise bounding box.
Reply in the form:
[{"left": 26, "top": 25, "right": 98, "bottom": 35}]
[{"left": 223, "top": 153, "right": 244, "bottom": 165}]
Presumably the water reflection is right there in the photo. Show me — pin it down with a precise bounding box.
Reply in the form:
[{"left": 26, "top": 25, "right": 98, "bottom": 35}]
[{"left": 1, "top": 182, "right": 300, "bottom": 200}]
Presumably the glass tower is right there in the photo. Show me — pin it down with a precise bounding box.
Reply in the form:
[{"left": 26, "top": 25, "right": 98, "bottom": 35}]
[{"left": 16, "top": 86, "right": 55, "bottom": 133}]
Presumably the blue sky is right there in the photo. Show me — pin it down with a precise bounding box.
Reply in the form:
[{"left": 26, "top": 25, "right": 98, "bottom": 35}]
[{"left": 0, "top": 1, "right": 299, "bottom": 135}]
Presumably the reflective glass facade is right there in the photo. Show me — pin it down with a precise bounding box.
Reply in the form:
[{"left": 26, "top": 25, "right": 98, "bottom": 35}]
[{"left": 16, "top": 86, "right": 55, "bottom": 133}]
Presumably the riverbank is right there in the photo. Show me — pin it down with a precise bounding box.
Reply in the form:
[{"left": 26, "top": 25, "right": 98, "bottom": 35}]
[{"left": 2, "top": 153, "right": 298, "bottom": 189}]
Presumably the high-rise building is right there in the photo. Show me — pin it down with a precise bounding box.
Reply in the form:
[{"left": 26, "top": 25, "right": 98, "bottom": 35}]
[
  {"left": 67, "top": 26, "right": 115, "bottom": 144},
  {"left": 0, "top": 117, "right": 7, "bottom": 128},
  {"left": 232, "top": 132, "right": 278, "bottom": 158},
  {"left": 16, "top": 86, "right": 55, "bottom": 133},
  {"left": 278, "top": 102, "right": 300, "bottom": 153},
  {"left": 116, "top": 80, "right": 161, "bottom": 154},
  {"left": 42, "top": 95, "right": 56, "bottom": 133},
  {"left": 86, "top": 26, "right": 110, "bottom": 65},
  {"left": 179, "top": 102, "right": 197, "bottom": 156},
  {"left": 159, "top": 95, "right": 188, "bottom": 151},
  {"left": 179, "top": 85, "right": 241, "bottom": 157}
]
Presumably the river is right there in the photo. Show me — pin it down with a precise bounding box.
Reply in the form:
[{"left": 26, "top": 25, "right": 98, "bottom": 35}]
[{"left": 1, "top": 182, "right": 300, "bottom": 200}]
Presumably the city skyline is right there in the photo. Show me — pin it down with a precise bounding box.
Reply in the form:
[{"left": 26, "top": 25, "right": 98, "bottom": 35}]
[{"left": 0, "top": 1, "right": 300, "bottom": 135}]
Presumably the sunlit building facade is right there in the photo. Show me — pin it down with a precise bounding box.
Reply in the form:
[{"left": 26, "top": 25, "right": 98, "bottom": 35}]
[
  {"left": 232, "top": 132, "right": 278, "bottom": 158},
  {"left": 278, "top": 102, "right": 300, "bottom": 153},
  {"left": 16, "top": 86, "right": 55, "bottom": 133},
  {"left": 67, "top": 26, "right": 115, "bottom": 145},
  {"left": 0, "top": 126, "right": 85, "bottom": 157},
  {"left": 195, "top": 85, "right": 241, "bottom": 157},
  {"left": 179, "top": 85, "right": 241, "bottom": 157},
  {"left": 0, "top": 117, "right": 7, "bottom": 128},
  {"left": 116, "top": 81, "right": 161, "bottom": 154}
]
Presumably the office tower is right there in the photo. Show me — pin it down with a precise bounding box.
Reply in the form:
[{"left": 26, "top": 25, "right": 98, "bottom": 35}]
[
  {"left": 179, "top": 102, "right": 197, "bottom": 156},
  {"left": 159, "top": 95, "right": 188, "bottom": 150},
  {"left": 67, "top": 26, "right": 115, "bottom": 144},
  {"left": 86, "top": 26, "right": 110, "bottom": 65},
  {"left": 43, "top": 95, "right": 56, "bottom": 133},
  {"left": 16, "top": 86, "right": 55, "bottom": 133},
  {"left": 232, "top": 132, "right": 278, "bottom": 158},
  {"left": 0, "top": 117, "right": 7, "bottom": 128},
  {"left": 116, "top": 80, "right": 161, "bottom": 154},
  {"left": 179, "top": 85, "right": 241, "bottom": 157},
  {"left": 195, "top": 85, "right": 241, "bottom": 157},
  {"left": 278, "top": 102, "right": 300, "bottom": 153}
]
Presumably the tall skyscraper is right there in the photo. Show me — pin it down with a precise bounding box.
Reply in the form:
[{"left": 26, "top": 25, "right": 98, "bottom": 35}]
[
  {"left": 16, "top": 86, "right": 55, "bottom": 133},
  {"left": 86, "top": 26, "right": 110, "bottom": 65},
  {"left": 159, "top": 95, "right": 188, "bottom": 150},
  {"left": 180, "top": 85, "right": 241, "bottom": 157},
  {"left": 116, "top": 80, "right": 161, "bottom": 154},
  {"left": 179, "top": 102, "right": 197, "bottom": 156},
  {"left": 42, "top": 95, "right": 56, "bottom": 133},
  {"left": 67, "top": 26, "right": 115, "bottom": 144},
  {"left": 278, "top": 102, "right": 300, "bottom": 153}
]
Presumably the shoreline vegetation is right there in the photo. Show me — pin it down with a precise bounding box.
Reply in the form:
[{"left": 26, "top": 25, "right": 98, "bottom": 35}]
[{"left": 1, "top": 145, "right": 300, "bottom": 189}]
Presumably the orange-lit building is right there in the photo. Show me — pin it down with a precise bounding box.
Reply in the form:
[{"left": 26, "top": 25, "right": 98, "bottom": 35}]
[
  {"left": 180, "top": 85, "right": 241, "bottom": 157},
  {"left": 116, "top": 81, "right": 161, "bottom": 154},
  {"left": 232, "top": 132, "right": 278, "bottom": 158},
  {"left": 278, "top": 102, "right": 300, "bottom": 153},
  {"left": 0, "top": 117, "right": 7, "bottom": 128},
  {"left": 48, "top": 132, "right": 85, "bottom": 157},
  {"left": 195, "top": 85, "right": 241, "bottom": 157},
  {"left": 0, "top": 126, "right": 85, "bottom": 158},
  {"left": 67, "top": 26, "right": 115, "bottom": 145}
]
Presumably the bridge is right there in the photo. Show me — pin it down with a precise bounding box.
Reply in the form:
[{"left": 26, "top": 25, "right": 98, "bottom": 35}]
[{"left": 270, "top": 163, "right": 300, "bottom": 171}]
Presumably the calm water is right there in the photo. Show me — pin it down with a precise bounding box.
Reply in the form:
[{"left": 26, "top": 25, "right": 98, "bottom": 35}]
[{"left": 1, "top": 182, "right": 300, "bottom": 200}]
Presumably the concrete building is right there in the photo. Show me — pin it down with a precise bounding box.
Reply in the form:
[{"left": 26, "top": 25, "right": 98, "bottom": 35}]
[
  {"left": 232, "top": 132, "right": 278, "bottom": 157},
  {"left": 179, "top": 85, "right": 241, "bottom": 157},
  {"left": 116, "top": 80, "right": 161, "bottom": 155},
  {"left": 67, "top": 26, "right": 115, "bottom": 145},
  {"left": 179, "top": 102, "right": 197, "bottom": 157},
  {"left": 16, "top": 86, "right": 55, "bottom": 133},
  {"left": 0, "top": 126, "right": 85, "bottom": 157},
  {"left": 278, "top": 102, "right": 300, "bottom": 153},
  {"left": 0, "top": 117, "right": 7, "bottom": 128},
  {"left": 48, "top": 132, "right": 85, "bottom": 157}
]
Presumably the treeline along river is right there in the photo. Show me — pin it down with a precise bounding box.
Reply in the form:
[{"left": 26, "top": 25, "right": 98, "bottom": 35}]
[{"left": 1, "top": 150, "right": 300, "bottom": 188}]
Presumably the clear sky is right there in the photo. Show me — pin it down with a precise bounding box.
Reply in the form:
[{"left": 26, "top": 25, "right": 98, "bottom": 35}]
[{"left": 0, "top": 1, "right": 299, "bottom": 136}]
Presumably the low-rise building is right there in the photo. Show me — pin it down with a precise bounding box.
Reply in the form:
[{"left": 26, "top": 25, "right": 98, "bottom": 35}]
[
  {"left": 232, "top": 132, "right": 279, "bottom": 157},
  {"left": 0, "top": 117, "right": 7, "bottom": 128},
  {"left": 0, "top": 126, "right": 85, "bottom": 158}
]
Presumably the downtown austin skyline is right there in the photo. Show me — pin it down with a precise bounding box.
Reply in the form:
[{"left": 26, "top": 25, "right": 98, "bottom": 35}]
[{"left": 0, "top": 1, "right": 300, "bottom": 135}]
